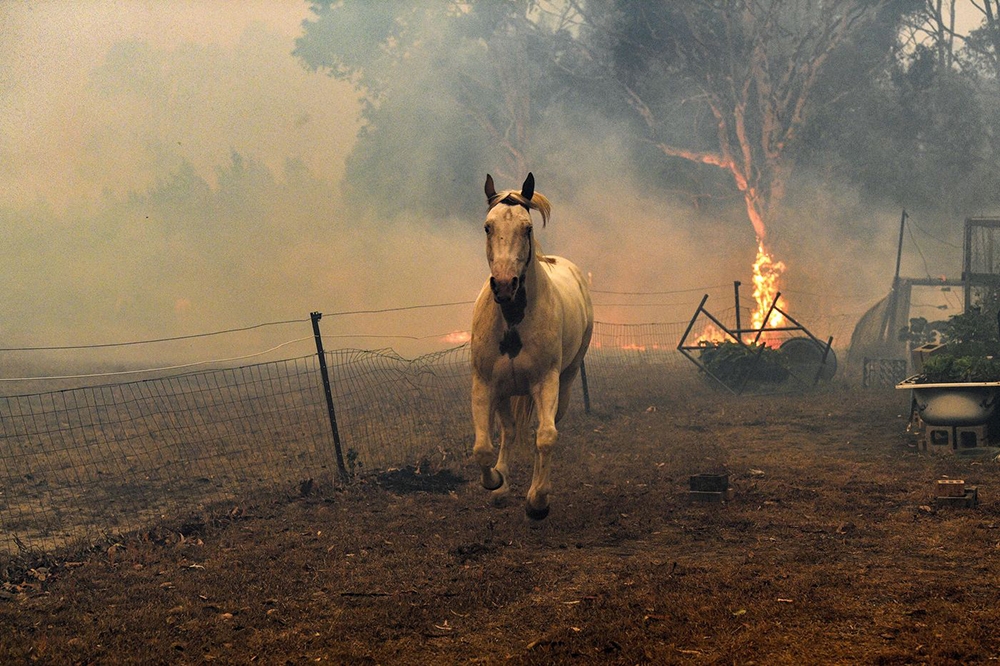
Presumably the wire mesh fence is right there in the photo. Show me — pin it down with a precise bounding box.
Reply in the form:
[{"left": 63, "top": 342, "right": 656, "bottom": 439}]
[
  {"left": 0, "top": 356, "right": 335, "bottom": 555},
  {"left": 0, "top": 316, "right": 847, "bottom": 556}
]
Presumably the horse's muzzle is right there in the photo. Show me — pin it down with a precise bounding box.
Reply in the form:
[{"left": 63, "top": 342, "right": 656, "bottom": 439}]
[{"left": 490, "top": 274, "right": 521, "bottom": 303}]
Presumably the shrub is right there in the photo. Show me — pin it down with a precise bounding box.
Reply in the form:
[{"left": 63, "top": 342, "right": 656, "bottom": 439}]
[
  {"left": 699, "top": 341, "right": 789, "bottom": 387},
  {"left": 914, "top": 302, "right": 1000, "bottom": 383}
]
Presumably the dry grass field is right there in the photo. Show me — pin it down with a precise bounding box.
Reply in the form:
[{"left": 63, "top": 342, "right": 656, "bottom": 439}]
[{"left": 3, "top": 371, "right": 1000, "bottom": 664}]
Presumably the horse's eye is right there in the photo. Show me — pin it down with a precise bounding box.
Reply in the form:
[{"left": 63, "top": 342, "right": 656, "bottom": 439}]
[
  {"left": 526, "top": 225, "right": 533, "bottom": 235},
  {"left": 484, "top": 224, "right": 491, "bottom": 234}
]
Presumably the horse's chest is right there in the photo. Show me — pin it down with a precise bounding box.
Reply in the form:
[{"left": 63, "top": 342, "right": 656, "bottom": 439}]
[
  {"left": 477, "top": 331, "right": 558, "bottom": 391},
  {"left": 488, "top": 354, "right": 540, "bottom": 394}
]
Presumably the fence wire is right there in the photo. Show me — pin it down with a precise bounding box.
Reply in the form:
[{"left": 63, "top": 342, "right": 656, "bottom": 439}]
[
  {"left": 0, "top": 356, "right": 334, "bottom": 555},
  {"left": 0, "top": 317, "right": 838, "bottom": 556}
]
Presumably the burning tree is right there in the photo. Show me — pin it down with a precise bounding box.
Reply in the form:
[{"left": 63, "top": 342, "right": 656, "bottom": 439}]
[
  {"left": 560, "top": 0, "right": 907, "bottom": 335},
  {"left": 294, "top": 1, "right": 927, "bottom": 318}
]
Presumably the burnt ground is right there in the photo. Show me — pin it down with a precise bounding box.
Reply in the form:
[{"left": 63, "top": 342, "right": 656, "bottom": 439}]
[{"left": 4, "top": 377, "right": 1000, "bottom": 664}]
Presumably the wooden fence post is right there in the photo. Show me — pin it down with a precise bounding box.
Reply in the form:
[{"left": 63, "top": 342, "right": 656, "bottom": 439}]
[{"left": 310, "top": 312, "right": 349, "bottom": 481}]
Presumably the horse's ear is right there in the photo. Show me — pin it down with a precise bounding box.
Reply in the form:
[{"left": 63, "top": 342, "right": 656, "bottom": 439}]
[
  {"left": 521, "top": 173, "right": 534, "bottom": 201},
  {"left": 485, "top": 174, "right": 496, "bottom": 202}
]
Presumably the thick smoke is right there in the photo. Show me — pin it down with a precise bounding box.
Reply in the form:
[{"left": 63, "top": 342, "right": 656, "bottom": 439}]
[
  {"left": 0, "top": 2, "right": 982, "bottom": 377},
  {"left": 0, "top": 5, "right": 363, "bottom": 369}
]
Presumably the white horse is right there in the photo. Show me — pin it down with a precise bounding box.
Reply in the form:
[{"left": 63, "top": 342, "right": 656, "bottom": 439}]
[{"left": 471, "top": 173, "right": 593, "bottom": 520}]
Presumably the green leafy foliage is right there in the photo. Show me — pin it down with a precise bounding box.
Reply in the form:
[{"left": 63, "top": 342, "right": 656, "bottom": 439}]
[
  {"left": 699, "top": 342, "right": 789, "bottom": 388},
  {"left": 940, "top": 305, "right": 1000, "bottom": 358},
  {"left": 921, "top": 354, "right": 1000, "bottom": 383},
  {"left": 915, "top": 298, "right": 1000, "bottom": 382},
  {"left": 899, "top": 316, "right": 948, "bottom": 346}
]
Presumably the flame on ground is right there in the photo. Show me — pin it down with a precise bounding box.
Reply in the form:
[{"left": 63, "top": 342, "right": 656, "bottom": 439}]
[
  {"left": 696, "top": 323, "right": 729, "bottom": 346},
  {"left": 441, "top": 330, "right": 471, "bottom": 345}
]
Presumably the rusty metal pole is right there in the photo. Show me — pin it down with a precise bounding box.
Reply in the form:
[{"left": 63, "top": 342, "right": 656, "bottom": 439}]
[
  {"left": 733, "top": 281, "right": 742, "bottom": 341},
  {"left": 310, "top": 312, "right": 348, "bottom": 482},
  {"left": 880, "top": 210, "right": 908, "bottom": 342}
]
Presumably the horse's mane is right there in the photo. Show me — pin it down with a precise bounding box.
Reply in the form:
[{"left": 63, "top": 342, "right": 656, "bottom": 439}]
[{"left": 488, "top": 189, "right": 552, "bottom": 227}]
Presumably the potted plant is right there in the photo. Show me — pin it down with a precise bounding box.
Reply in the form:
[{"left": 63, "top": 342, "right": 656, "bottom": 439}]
[{"left": 897, "top": 301, "right": 1000, "bottom": 426}]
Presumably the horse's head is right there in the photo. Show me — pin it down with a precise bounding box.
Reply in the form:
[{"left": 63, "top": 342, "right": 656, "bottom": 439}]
[{"left": 483, "top": 173, "right": 550, "bottom": 304}]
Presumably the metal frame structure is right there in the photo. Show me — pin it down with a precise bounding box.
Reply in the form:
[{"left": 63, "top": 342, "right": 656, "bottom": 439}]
[
  {"left": 677, "top": 281, "right": 835, "bottom": 394},
  {"left": 873, "top": 216, "right": 999, "bottom": 356},
  {"left": 963, "top": 217, "right": 1000, "bottom": 311}
]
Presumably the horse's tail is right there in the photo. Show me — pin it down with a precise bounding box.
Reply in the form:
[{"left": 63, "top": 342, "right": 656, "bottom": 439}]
[{"left": 510, "top": 395, "right": 536, "bottom": 450}]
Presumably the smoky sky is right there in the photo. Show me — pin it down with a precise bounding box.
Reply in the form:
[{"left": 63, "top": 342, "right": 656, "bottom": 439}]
[{"left": 0, "top": 1, "right": 983, "bottom": 370}]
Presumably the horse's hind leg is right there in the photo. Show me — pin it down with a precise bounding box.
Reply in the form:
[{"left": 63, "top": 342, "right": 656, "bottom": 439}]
[
  {"left": 472, "top": 375, "right": 504, "bottom": 491},
  {"left": 555, "top": 363, "right": 581, "bottom": 423}
]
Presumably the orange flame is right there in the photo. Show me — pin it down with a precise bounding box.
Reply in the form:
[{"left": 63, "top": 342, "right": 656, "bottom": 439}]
[
  {"left": 749, "top": 240, "right": 786, "bottom": 345},
  {"left": 696, "top": 323, "right": 729, "bottom": 346},
  {"left": 441, "top": 330, "right": 471, "bottom": 345},
  {"left": 690, "top": 240, "right": 787, "bottom": 347}
]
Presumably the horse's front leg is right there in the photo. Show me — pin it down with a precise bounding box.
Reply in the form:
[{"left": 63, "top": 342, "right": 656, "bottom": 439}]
[
  {"left": 471, "top": 374, "right": 504, "bottom": 491},
  {"left": 490, "top": 398, "right": 516, "bottom": 500},
  {"left": 526, "top": 370, "right": 561, "bottom": 520}
]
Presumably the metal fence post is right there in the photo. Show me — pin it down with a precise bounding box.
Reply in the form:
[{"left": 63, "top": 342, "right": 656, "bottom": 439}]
[{"left": 310, "top": 312, "right": 349, "bottom": 481}]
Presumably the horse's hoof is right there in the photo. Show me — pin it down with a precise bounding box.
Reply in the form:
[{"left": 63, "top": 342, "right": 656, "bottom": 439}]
[
  {"left": 525, "top": 504, "right": 550, "bottom": 521},
  {"left": 482, "top": 469, "right": 504, "bottom": 491},
  {"left": 490, "top": 489, "right": 511, "bottom": 507}
]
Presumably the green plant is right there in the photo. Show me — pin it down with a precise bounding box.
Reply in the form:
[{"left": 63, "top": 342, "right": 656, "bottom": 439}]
[
  {"left": 898, "top": 316, "right": 948, "bottom": 346},
  {"left": 939, "top": 307, "right": 1000, "bottom": 358},
  {"left": 921, "top": 354, "right": 1000, "bottom": 383},
  {"left": 699, "top": 341, "right": 789, "bottom": 387},
  {"left": 914, "top": 299, "right": 1000, "bottom": 383}
]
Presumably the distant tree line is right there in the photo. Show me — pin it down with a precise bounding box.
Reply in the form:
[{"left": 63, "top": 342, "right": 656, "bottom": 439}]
[
  {"left": 0, "top": 152, "right": 338, "bottom": 339},
  {"left": 295, "top": 0, "right": 1000, "bottom": 238}
]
